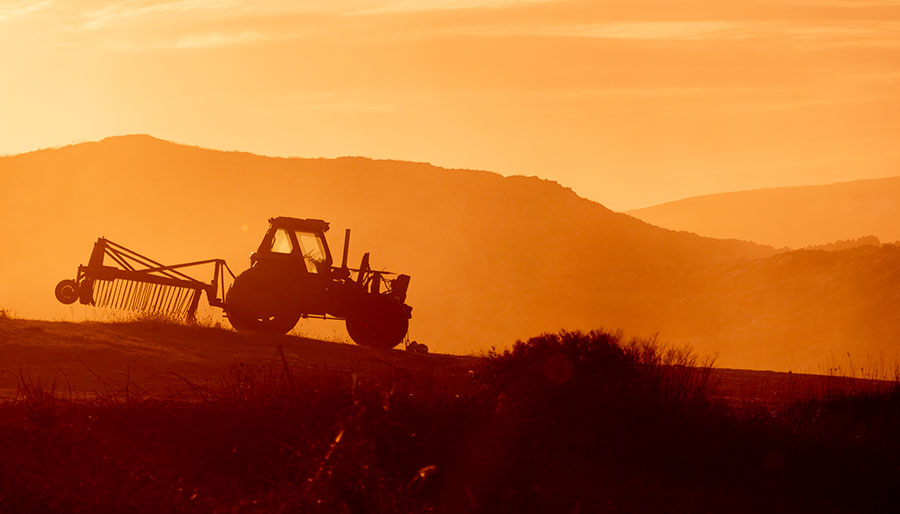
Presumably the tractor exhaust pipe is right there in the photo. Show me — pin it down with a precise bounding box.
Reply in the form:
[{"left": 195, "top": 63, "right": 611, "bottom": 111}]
[{"left": 341, "top": 228, "right": 351, "bottom": 269}]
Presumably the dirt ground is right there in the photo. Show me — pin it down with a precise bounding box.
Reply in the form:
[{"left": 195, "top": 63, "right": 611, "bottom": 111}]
[{"left": 0, "top": 318, "right": 890, "bottom": 404}]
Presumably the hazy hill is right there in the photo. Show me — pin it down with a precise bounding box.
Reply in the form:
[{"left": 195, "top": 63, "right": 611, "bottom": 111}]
[
  {"left": 628, "top": 177, "right": 900, "bottom": 248},
  {"left": 2, "top": 136, "right": 898, "bottom": 370}
]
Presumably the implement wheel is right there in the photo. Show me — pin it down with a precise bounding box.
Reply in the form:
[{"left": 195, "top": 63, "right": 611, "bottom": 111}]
[{"left": 55, "top": 280, "right": 79, "bottom": 305}]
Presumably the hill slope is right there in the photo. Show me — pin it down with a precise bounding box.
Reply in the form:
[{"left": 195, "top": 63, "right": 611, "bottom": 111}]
[
  {"left": 628, "top": 177, "right": 900, "bottom": 248},
  {"left": 2, "top": 136, "right": 898, "bottom": 370}
]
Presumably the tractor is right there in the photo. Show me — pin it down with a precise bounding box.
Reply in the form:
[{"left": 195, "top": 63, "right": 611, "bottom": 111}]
[{"left": 225, "top": 217, "right": 412, "bottom": 348}]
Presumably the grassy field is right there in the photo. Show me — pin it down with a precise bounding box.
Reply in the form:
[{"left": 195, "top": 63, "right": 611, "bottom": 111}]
[{"left": 0, "top": 323, "right": 897, "bottom": 513}]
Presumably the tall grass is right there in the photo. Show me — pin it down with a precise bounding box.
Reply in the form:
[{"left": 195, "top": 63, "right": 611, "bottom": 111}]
[{"left": 0, "top": 330, "right": 896, "bottom": 513}]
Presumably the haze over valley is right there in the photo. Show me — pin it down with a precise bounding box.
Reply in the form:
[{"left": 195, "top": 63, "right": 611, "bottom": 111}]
[{"left": 3, "top": 135, "right": 898, "bottom": 371}]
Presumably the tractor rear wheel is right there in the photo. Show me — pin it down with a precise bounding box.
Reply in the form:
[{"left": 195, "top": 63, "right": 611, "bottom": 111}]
[
  {"left": 345, "top": 296, "right": 409, "bottom": 349},
  {"left": 225, "top": 268, "right": 301, "bottom": 336}
]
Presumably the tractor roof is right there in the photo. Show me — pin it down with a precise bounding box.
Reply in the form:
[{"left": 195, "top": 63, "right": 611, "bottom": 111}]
[{"left": 268, "top": 217, "right": 330, "bottom": 232}]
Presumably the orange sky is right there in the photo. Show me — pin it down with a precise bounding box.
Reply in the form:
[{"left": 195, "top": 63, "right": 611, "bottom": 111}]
[{"left": 2, "top": 0, "right": 898, "bottom": 210}]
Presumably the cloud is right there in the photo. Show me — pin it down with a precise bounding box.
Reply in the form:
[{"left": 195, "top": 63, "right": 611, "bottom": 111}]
[
  {"left": 535, "top": 21, "right": 743, "bottom": 40},
  {"left": 354, "top": 0, "right": 557, "bottom": 15},
  {"left": 445, "top": 20, "right": 761, "bottom": 41},
  {"left": 68, "top": 0, "right": 554, "bottom": 30},
  {"left": 74, "top": 0, "right": 236, "bottom": 31},
  {"left": 451, "top": 18, "right": 900, "bottom": 47},
  {"left": 784, "top": 0, "right": 900, "bottom": 6},
  {"left": 0, "top": 0, "right": 52, "bottom": 22},
  {"left": 20, "top": 0, "right": 900, "bottom": 54},
  {"left": 781, "top": 22, "right": 900, "bottom": 46}
]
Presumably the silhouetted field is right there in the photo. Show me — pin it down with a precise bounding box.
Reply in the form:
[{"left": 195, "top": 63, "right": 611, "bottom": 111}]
[{"left": 0, "top": 327, "right": 897, "bottom": 513}]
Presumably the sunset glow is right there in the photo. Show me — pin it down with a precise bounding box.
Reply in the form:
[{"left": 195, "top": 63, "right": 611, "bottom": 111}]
[
  {"left": 2, "top": 5, "right": 899, "bottom": 509},
  {"left": 2, "top": 0, "right": 898, "bottom": 209}
]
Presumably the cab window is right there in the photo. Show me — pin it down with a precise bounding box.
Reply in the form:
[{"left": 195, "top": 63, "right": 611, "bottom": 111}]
[
  {"left": 296, "top": 231, "right": 326, "bottom": 273},
  {"left": 270, "top": 228, "right": 293, "bottom": 254}
]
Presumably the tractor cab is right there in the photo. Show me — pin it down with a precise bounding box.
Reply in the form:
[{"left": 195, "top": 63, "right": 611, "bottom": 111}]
[{"left": 253, "top": 217, "right": 333, "bottom": 274}]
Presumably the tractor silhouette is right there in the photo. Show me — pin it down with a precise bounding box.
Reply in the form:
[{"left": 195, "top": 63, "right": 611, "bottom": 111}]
[{"left": 55, "top": 216, "right": 413, "bottom": 349}]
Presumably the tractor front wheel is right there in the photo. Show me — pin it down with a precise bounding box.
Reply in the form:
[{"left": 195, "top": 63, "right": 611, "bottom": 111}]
[{"left": 345, "top": 297, "right": 409, "bottom": 349}]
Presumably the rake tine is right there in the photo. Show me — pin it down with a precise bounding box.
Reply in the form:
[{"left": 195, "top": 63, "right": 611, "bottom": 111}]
[
  {"left": 158, "top": 286, "right": 168, "bottom": 314},
  {"left": 151, "top": 284, "right": 160, "bottom": 312},
  {"left": 181, "top": 288, "right": 190, "bottom": 316},
  {"left": 167, "top": 287, "right": 179, "bottom": 315},
  {"left": 120, "top": 280, "right": 131, "bottom": 310},
  {"left": 137, "top": 282, "right": 146, "bottom": 311},
  {"left": 155, "top": 285, "right": 167, "bottom": 313},
  {"left": 121, "top": 280, "right": 134, "bottom": 310},
  {"left": 109, "top": 280, "right": 117, "bottom": 308},
  {"left": 95, "top": 280, "right": 104, "bottom": 307},
  {"left": 134, "top": 283, "right": 142, "bottom": 311},
  {"left": 169, "top": 286, "right": 179, "bottom": 315},
  {"left": 148, "top": 283, "right": 157, "bottom": 312},
  {"left": 153, "top": 285, "right": 164, "bottom": 313},
  {"left": 113, "top": 280, "right": 123, "bottom": 309},
  {"left": 159, "top": 285, "right": 170, "bottom": 313},
  {"left": 176, "top": 288, "right": 187, "bottom": 317},
  {"left": 98, "top": 280, "right": 108, "bottom": 307},
  {"left": 112, "top": 280, "right": 121, "bottom": 308},
  {"left": 140, "top": 283, "right": 150, "bottom": 311},
  {"left": 130, "top": 282, "right": 140, "bottom": 311},
  {"left": 148, "top": 284, "right": 158, "bottom": 313},
  {"left": 176, "top": 288, "right": 185, "bottom": 315},
  {"left": 140, "top": 282, "right": 149, "bottom": 311},
  {"left": 162, "top": 286, "right": 174, "bottom": 314}
]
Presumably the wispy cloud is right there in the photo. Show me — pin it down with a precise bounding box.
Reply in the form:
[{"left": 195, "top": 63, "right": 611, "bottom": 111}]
[
  {"left": 453, "top": 18, "right": 900, "bottom": 46},
  {"left": 68, "top": 0, "right": 554, "bottom": 31},
  {"left": 354, "top": 0, "right": 556, "bottom": 15},
  {"left": 15, "top": 0, "right": 900, "bottom": 54},
  {"left": 0, "top": 0, "right": 52, "bottom": 22},
  {"left": 784, "top": 0, "right": 900, "bottom": 7},
  {"left": 74, "top": 0, "right": 236, "bottom": 31},
  {"left": 536, "top": 21, "right": 743, "bottom": 40},
  {"left": 447, "top": 20, "right": 762, "bottom": 41}
]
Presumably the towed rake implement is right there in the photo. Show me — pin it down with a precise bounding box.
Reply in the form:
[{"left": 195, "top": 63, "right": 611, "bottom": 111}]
[{"left": 55, "top": 238, "right": 234, "bottom": 321}]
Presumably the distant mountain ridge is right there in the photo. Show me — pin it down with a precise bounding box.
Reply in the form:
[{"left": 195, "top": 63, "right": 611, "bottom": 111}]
[
  {"left": 628, "top": 177, "right": 900, "bottom": 248},
  {"left": 2, "top": 135, "right": 897, "bottom": 370}
]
